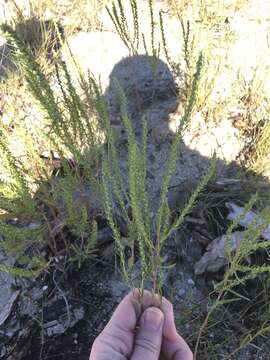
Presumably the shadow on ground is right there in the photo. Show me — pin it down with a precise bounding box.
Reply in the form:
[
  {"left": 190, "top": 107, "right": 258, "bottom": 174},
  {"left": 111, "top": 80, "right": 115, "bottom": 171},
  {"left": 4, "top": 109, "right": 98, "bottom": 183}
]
[{"left": 0, "top": 55, "right": 269, "bottom": 360}]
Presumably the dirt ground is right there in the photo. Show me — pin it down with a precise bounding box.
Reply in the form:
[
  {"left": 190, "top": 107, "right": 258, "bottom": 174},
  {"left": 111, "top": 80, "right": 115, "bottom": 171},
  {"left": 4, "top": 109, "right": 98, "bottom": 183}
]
[{"left": 0, "top": 0, "right": 270, "bottom": 359}]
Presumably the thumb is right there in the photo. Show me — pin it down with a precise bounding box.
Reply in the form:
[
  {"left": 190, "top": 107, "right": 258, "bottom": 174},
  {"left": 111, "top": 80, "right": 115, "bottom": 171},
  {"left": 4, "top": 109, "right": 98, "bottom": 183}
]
[{"left": 131, "top": 307, "right": 164, "bottom": 360}]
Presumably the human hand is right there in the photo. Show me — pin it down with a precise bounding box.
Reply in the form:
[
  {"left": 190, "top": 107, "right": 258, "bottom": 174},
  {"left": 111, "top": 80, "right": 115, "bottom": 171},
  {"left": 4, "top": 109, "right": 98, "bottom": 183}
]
[{"left": 90, "top": 289, "right": 193, "bottom": 360}]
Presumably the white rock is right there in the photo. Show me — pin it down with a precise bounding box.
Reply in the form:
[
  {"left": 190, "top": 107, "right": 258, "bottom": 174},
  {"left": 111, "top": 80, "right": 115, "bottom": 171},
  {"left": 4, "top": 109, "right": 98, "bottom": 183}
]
[
  {"left": 194, "top": 231, "right": 244, "bottom": 275},
  {"left": 226, "top": 202, "right": 270, "bottom": 241}
]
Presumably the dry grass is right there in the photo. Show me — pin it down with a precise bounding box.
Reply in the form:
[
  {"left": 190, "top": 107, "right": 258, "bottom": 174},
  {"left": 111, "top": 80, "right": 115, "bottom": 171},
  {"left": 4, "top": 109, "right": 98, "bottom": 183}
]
[
  {"left": 164, "top": 0, "right": 270, "bottom": 179},
  {"left": 0, "top": 0, "right": 109, "bottom": 160},
  {"left": 0, "top": 1, "right": 270, "bottom": 359},
  {"left": 253, "top": 121, "right": 270, "bottom": 177},
  {"left": 1, "top": 0, "right": 108, "bottom": 32}
]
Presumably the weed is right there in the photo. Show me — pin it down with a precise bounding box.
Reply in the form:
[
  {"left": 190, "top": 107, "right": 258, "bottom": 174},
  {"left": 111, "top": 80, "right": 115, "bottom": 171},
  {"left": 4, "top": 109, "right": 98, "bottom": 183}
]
[
  {"left": 0, "top": 23, "right": 101, "bottom": 274},
  {"left": 102, "top": 1, "right": 216, "bottom": 295},
  {"left": 0, "top": 1, "right": 270, "bottom": 358}
]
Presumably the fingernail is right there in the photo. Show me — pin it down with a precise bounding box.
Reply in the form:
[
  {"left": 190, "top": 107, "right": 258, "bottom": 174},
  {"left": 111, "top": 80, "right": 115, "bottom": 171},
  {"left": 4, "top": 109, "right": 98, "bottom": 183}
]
[{"left": 142, "top": 307, "right": 164, "bottom": 330}]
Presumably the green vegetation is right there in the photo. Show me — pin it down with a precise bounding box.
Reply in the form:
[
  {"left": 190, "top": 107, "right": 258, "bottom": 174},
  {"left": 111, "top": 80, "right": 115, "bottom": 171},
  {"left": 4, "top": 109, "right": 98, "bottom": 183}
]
[
  {"left": 253, "top": 121, "right": 270, "bottom": 177},
  {"left": 0, "top": 0, "right": 270, "bottom": 359},
  {"left": 0, "top": 23, "right": 102, "bottom": 274},
  {"left": 193, "top": 193, "right": 270, "bottom": 358},
  {"left": 101, "top": 52, "right": 217, "bottom": 293}
]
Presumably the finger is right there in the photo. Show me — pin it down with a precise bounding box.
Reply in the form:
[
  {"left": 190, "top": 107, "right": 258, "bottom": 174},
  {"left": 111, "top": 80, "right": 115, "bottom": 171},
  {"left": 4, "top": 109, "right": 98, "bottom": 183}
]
[
  {"left": 160, "top": 298, "right": 193, "bottom": 360},
  {"left": 90, "top": 290, "right": 162, "bottom": 359},
  {"left": 105, "top": 289, "right": 161, "bottom": 331},
  {"left": 161, "top": 335, "right": 193, "bottom": 360},
  {"left": 131, "top": 307, "right": 164, "bottom": 360},
  {"left": 90, "top": 292, "right": 138, "bottom": 359}
]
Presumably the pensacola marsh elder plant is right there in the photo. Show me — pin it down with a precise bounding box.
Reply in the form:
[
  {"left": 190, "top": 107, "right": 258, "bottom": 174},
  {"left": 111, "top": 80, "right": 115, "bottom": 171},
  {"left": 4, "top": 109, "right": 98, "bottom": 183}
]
[
  {"left": 0, "top": 23, "right": 102, "bottom": 275},
  {"left": 101, "top": 54, "right": 217, "bottom": 295},
  {"left": 0, "top": 8, "right": 216, "bottom": 288},
  {"left": 1, "top": 2, "right": 270, "bottom": 359}
]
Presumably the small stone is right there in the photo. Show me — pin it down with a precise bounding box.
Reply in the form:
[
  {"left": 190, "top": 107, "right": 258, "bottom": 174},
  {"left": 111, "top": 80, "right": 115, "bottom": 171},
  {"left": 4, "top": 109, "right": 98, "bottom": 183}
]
[
  {"left": 187, "top": 278, "right": 195, "bottom": 286},
  {"left": 178, "top": 288, "right": 186, "bottom": 297}
]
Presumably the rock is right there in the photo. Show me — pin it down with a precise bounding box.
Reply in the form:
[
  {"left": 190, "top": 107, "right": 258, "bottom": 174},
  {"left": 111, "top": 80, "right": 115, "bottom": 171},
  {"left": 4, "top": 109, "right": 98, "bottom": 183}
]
[
  {"left": 195, "top": 201, "right": 270, "bottom": 275},
  {"left": 178, "top": 288, "right": 186, "bottom": 297},
  {"left": 226, "top": 202, "right": 270, "bottom": 240},
  {"left": 44, "top": 304, "right": 84, "bottom": 337},
  {"left": 0, "top": 251, "right": 22, "bottom": 328},
  {"left": 0, "top": 248, "right": 87, "bottom": 359},
  {"left": 194, "top": 231, "right": 244, "bottom": 275},
  {"left": 193, "top": 201, "right": 270, "bottom": 275},
  {"left": 0, "top": 250, "right": 38, "bottom": 360},
  {"left": 0, "top": 290, "right": 20, "bottom": 327}
]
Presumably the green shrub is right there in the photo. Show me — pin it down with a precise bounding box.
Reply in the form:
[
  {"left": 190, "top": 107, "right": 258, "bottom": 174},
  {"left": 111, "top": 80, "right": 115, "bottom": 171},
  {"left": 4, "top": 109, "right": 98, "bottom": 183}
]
[
  {"left": 1, "top": 1, "right": 270, "bottom": 358},
  {"left": 0, "top": 23, "right": 101, "bottom": 274}
]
